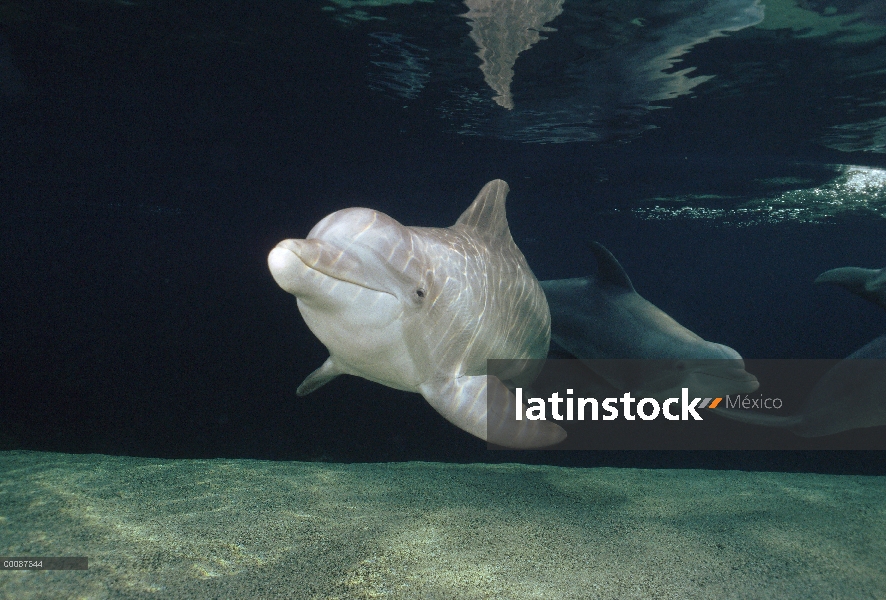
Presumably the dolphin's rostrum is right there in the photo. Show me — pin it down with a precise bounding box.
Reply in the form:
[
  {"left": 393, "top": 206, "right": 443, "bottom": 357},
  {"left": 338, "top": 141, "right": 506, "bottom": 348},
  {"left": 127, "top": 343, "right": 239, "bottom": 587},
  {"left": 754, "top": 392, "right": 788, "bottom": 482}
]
[{"left": 268, "top": 180, "right": 566, "bottom": 448}]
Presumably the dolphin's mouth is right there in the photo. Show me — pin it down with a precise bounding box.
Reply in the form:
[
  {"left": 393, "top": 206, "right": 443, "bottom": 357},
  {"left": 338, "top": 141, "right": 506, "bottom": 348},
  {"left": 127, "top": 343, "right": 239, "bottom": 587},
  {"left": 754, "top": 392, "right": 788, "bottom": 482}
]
[
  {"left": 697, "top": 367, "right": 757, "bottom": 382},
  {"left": 693, "top": 367, "right": 760, "bottom": 392},
  {"left": 273, "top": 239, "right": 396, "bottom": 298}
]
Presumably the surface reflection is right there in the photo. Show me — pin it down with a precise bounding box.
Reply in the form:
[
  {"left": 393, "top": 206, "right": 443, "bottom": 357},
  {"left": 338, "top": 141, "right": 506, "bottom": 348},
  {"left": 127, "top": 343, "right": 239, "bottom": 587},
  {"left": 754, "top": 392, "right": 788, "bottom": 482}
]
[
  {"left": 622, "top": 165, "right": 886, "bottom": 225},
  {"left": 462, "top": 0, "right": 565, "bottom": 110}
]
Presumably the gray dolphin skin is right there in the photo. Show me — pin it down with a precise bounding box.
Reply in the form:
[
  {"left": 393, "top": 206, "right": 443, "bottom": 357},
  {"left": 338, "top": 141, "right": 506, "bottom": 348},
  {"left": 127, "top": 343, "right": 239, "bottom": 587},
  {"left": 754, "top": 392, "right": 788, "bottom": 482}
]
[
  {"left": 268, "top": 180, "right": 566, "bottom": 448},
  {"left": 713, "top": 336, "right": 886, "bottom": 437},
  {"left": 540, "top": 242, "right": 759, "bottom": 399},
  {"left": 815, "top": 266, "right": 886, "bottom": 310}
]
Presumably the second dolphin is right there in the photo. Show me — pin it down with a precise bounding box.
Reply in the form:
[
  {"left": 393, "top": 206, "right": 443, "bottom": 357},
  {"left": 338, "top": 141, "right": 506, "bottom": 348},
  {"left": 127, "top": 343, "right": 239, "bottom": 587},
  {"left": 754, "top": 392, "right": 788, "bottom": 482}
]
[{"left": 540, "top": 242, "right": 759, "bottom": 398}]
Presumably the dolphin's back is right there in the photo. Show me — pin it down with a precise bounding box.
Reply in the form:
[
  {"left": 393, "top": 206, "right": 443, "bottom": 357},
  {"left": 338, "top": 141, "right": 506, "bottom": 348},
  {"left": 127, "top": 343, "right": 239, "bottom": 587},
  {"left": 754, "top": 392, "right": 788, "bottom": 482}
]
[
  {"left": 410, "top": 180, "right": 550, "bottom": 385},
  {"left": 541, "top": 242, "right": 715, "bottom": 361},
  {"left": 542, "top": 276, "right": 646, "bottom": 358}
]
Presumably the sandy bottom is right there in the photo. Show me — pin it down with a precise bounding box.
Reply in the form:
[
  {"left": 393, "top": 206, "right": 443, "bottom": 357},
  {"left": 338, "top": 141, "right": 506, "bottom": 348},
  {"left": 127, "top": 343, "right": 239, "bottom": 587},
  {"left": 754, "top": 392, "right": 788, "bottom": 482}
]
[{"left": 0, "top": 451, "right": 884, "bottom": 599}]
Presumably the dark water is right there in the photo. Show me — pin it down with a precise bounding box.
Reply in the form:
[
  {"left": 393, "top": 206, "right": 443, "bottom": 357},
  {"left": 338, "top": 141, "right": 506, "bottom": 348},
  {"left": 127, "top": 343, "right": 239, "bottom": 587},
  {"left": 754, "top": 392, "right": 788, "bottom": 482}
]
[{"left": 2, "top": 1, "right": 885, "bottom": 472}]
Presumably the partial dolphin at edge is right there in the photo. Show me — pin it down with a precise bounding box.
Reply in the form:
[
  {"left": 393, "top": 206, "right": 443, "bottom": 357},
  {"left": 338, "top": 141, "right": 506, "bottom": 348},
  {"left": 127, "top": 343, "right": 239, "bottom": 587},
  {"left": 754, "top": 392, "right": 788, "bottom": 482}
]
[
  {"left": 711, "top": 336, "right": 886, "bottom": 437},
  {"left": 815, "top": 265, "right": 886, "bottom": 310}
]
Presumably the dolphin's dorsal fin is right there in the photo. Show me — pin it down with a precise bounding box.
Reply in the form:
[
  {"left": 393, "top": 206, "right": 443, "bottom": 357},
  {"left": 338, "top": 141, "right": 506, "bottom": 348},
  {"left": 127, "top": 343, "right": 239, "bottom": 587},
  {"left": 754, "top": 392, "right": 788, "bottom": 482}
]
[
  {"left": 589, "top": 242, "right": 635, "bottom": 293},
  {"left": 452, "top": 179, "right": 513, "bottom": 243}
]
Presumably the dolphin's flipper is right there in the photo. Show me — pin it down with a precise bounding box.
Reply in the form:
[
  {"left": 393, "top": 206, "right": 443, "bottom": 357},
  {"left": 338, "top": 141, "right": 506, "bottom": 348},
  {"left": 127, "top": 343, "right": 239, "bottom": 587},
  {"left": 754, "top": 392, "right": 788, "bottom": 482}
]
[
  {"left": 815, "top": 266, "right": 886, "bottom": 310},
  {"left": 420, "top": 375, "right": 567, "bottom": 449},
  {"left": 297, "top": 357, "right": 343, "bottom": 396},
  {"left": 589, "top": 241, "right": 635, "bottom": 292}
]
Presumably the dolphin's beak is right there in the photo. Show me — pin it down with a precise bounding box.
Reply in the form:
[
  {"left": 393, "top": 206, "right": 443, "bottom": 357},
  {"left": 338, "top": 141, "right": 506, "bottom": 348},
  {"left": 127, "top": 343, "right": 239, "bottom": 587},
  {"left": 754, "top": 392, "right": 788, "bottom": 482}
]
[
  {"left": 272, "top": 239, "right": 329, "bottom": 271},
  {"left": 268, "top": 238, "right": 348, "bottom": 291},
  {"left": 268, "top": 238, "right": 395, "bottom": 297},
  {"left": 692, "top": 362, "right": 760, "bottom": 394},
  {"left": 268, "top": 241, "right": 311, "bottom": 294},
  {"left": 270, "top": 239, "right": 325, "bottom": 269},
  {"left": 721, "top": 368, "right": 759, "bottom": 392}
]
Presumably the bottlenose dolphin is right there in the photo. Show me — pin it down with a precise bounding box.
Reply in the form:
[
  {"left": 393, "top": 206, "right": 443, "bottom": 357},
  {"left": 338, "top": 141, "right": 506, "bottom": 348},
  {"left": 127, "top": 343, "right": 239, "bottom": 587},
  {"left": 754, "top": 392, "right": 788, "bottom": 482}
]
[
  {"left": 268, "top": 180, "right": 566, "bottom": 448},
  {"left": 815, "top": 266, "right": 886, "bottom": 310},
  {"left": 712, "top": 336, "right": 886, "bottom": 437},
  {"left": 540, "top": 242, "right": 759, "bottom": 399}
]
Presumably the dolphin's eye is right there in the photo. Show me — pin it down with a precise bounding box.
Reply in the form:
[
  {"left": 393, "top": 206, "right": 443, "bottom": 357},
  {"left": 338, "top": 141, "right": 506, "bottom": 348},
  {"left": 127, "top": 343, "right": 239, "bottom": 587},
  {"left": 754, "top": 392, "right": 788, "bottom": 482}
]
[{"left": 415, "top": 289, "right": 425, "bottom": 298}]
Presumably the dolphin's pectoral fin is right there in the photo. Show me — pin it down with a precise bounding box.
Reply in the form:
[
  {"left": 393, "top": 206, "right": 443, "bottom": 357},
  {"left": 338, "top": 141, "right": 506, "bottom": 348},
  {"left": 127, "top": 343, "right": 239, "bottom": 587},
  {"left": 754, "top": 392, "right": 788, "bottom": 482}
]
[
  {"left": 420, "top": 375, "right": 567, "bottom": 449},
  {"left": 297, "top": 357, "right": 343, "bottom": 396}
]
